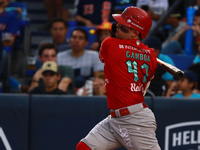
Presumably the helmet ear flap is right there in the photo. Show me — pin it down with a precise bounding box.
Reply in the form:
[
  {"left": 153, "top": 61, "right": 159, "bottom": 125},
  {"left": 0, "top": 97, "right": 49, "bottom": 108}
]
[{"left": 111, "top": 22, "right": 117, "bottom": 34}]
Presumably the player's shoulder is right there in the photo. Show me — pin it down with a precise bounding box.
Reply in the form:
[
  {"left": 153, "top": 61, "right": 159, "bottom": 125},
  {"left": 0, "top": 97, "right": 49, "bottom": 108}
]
[
  {"left": 141, "top": 43, "right": 155, "bottom": 52},
  {"left": 101, "top": 37, "right": 116, "bottom": 46},
  {"left": 102, "top": 37, "right": 113, "bottom": 42}
]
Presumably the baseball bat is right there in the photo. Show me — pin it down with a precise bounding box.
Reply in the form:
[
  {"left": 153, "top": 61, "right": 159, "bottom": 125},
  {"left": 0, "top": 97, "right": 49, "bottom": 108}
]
[{"left": 157, "top": 58, "right": 184, "bottom": 79}]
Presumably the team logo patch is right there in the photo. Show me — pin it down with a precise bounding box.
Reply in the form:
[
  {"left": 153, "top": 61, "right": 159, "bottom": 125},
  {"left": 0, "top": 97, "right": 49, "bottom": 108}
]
[
  {"left": 165, "top": 121, "right": 200, "bottom": 150},
  {"left": 127, "top": 19, "right": 131, "bottom": 23},
  {"left": 136, "top": 40, "right": 140, "bottom": 46}
]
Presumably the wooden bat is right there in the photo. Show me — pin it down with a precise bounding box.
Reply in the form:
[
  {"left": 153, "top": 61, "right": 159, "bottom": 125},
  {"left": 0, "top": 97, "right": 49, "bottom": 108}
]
[{"left": 157, "top": 58, "right": 184, "bottom": 79}]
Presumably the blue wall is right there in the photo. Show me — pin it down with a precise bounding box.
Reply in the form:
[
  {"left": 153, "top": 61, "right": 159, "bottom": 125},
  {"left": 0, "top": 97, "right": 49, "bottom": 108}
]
[{"left": 0, "top": 94, "right": 199, "bottom": 150}]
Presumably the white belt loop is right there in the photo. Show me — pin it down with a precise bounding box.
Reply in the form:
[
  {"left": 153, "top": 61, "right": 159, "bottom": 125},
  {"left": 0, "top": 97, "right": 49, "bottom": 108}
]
[{"left": 115, "top": 109, "right": 121, "bottom": 117}]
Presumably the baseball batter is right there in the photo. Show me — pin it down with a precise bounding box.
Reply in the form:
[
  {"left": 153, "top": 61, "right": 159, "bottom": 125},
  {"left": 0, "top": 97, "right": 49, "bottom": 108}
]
[{"left": 76, "top": 6, "right": 161, "bottom": 150}]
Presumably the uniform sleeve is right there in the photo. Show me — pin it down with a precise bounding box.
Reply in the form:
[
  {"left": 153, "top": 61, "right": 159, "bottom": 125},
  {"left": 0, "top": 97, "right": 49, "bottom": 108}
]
[{"left": 99, "top": 37, "right": 111, "bottom": 63}]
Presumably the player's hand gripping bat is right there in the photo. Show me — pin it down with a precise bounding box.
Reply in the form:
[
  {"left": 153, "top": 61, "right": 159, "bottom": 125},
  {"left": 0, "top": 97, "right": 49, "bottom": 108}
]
[{"left": 111, "top": 23, "right": 184, "bottom": 79}]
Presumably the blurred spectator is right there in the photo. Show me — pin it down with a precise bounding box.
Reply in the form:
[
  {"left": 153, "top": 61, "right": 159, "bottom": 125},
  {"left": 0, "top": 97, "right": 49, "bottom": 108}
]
[
  {"left": 188, "top": 63, "right": 200, "bottom": 92},
  {"left": 90, "top": 22, "right": 113, "bottom": 51},
  {"left": 197, "top": 0, "right": 200, "bottom": 6},
  {"left": 136, "top": 0, "right": 169, "bottom": 28},
  {"left": 74, "top": 0, "right": 116, "bottom": 27},
  {"left": 4, "top": 0, "right": 22, "bottom": 14},
  {"left": 0, "top": 0, "right": 20, "bottom": 87},
  {"left": 36, "top": 18, "right": 70, "bottom": 55},
  {"left": 172, "top": 70, "right": 200, "bottom": 98},
  {"left": 162, "top": 12, "right": 186, "bottom": 54},
  {"left": 188, "top": 36, "right": 200, "bottom": 90},
  {"left": 168, "top": 0, "right": 187, "bottom": 20},
  {"left": 143, "top": 35, "right": 176, "bottom": 96},
  {"left": 114, "top": 0, "right": 133, "bottom": 14},
  {"left": 0, "top": 0, "right": 20, "bottom": 50},
  {"left": 76, "top": 73, "right": 106, "bottom": 96},
  {"left": 29, "top": 61, "right": 66, "bottom": 95},
  {"left": 43, "top": 0, "right": 69, "bottom": 22},
  {"left": 163, "top": 9, "right": 200, "bottom": 54},
  {"left": 29, "top": 43, "right": 75, "bottom": 94},
  {"left": 191, "top": 8, "right": 200, "bottom": 37},
  {"left": 57, "top": 28, "right": 104, "bottom": 88},
  {"left": 35, "top": 18, "right": 71, "bottom": 69},
  {"left": 193, "top": 36, "right": 200, "bottom": 63}
]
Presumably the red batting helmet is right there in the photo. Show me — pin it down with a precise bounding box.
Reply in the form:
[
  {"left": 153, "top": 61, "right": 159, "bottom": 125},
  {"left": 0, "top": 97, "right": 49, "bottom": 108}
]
[{"left": 112, "top": 6, "right": 152, "bottom": 38}]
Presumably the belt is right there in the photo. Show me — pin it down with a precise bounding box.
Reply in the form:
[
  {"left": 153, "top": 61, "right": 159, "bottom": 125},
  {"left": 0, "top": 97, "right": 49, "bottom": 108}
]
[{"left": 110, "top": 102, "right": 148, "bottom": 118}]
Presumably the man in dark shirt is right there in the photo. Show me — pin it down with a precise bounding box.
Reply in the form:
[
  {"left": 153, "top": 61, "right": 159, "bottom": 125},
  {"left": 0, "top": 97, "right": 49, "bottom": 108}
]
[{"left": 29, "top": 61, "right": 65, "bottom": 94}]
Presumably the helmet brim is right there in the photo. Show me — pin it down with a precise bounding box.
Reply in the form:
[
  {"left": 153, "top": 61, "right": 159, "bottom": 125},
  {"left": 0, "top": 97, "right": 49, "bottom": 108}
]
[{"left": 112, "top": 14, "right": 131, "bottom": 28}]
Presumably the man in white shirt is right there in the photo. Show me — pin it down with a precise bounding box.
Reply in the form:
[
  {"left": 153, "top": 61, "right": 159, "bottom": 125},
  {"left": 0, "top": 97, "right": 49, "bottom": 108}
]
[{"left": 57, "top": 28, "right": 104, "bottom": 87}]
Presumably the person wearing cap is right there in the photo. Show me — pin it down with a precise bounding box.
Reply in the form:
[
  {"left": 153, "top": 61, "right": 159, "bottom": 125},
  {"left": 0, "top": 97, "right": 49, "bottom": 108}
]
[
  {"left": 29, "top": 43, "right": 75, "bottom": 94},
  {"left": 172, "top": 70, "right": 200, "bottom": 98},
  {"left": 90, "top": 22, "right": 114, "bottom": 51},
  {"left": 76, "top": 6, "right": 160, "bottom": 150},
  {"left": 29, "top": 61, "right": 65, "bottom": 94}
]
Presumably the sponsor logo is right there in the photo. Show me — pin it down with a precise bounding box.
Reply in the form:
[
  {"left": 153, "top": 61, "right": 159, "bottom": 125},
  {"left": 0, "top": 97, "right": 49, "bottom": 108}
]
[
  {"left": 0, "top": 127, "right": 12, "bottom": 150},
  {"left": 119, "top": 125, "right": 133, "bottom": 147},
  {"left": 165, "top": 121, "right": 200, "bottom": 150}
]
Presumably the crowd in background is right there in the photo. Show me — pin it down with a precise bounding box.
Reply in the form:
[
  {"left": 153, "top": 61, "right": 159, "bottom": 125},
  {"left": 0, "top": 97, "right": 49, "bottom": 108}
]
[{"left": 0, "top": 0, "right": 200, "bottom": 98}]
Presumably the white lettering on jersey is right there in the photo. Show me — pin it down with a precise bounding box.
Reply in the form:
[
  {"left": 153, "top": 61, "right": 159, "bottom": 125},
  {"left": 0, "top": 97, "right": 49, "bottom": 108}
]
[
  {"left": 130, "top": 83, "right": 144, "bottom": 92},
  {"left": 105, "top": 79, "right": 109, "bottom": 86}
]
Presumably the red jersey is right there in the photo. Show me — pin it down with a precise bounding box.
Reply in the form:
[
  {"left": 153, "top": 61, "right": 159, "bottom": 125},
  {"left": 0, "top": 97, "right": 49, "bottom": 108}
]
[{"left": 99, "top": 37, "right": 157, "bottom": 109}]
